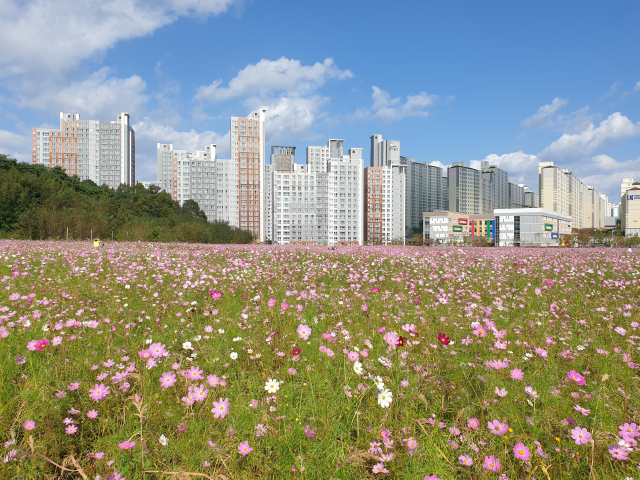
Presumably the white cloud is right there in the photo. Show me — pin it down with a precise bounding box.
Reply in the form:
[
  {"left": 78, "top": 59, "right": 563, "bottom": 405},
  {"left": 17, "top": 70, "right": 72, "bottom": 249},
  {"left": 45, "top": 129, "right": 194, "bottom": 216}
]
[
  {"left": 599, "top": 81, "right": 620, "bottom": 101},
  {"left": 521, "top": 97, "right": 593, "bottom": 134},
  {"left": 17, "top": 68, "right": 149, "bottom": 119},
  {"left": 195, "top": 57, "right": 352, "bottom": 103},
  {"left": 0, "top": 129, "right": 30, "bottom": 162},
  {"left": 521, "top": 97, "right": 568, "bottom": 129},
  {"left": 470, "top": 151, "right": 539, "bottom": 186},
  {"left": 132, "top": 117, "right": 229, "bottom": 180},
  {"left": 257, "top": 95, "right": 329, "bottom": 143},
  {"left": 634, "top": 81, "right": 640, "bottom": 93},
  {"left": 0, "top": 0, "right": 242, "bottom": 78},
  {"left": 428, "top": 160, "right": 450, "bottom": 171},
  {"left": 352, "top": 87, "right": 438, "bottom": 122},
  {"left": 539, "top": 112, "right": 640, "bottom": 163}
]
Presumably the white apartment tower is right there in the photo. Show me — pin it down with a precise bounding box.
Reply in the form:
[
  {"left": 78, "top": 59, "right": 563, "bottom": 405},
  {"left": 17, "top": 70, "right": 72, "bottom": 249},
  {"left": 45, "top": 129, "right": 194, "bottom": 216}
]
[
  {"left": 370, "top": 134, "right": 401, "bottom": 167},
  {"left": 32, "top": 112, "right": 135, "bottom": 189},
  {"left": 272, "top": 140, "right": 364, "bottom": 245},
  {"left": 448, "top": 162, "right": 481, "bottom": 215},
  {"left": 365, "top": 164, "right": 406, "bottom": 244},
  {"left": 404, "top": 157, "right": 447, "bottom": 231}
]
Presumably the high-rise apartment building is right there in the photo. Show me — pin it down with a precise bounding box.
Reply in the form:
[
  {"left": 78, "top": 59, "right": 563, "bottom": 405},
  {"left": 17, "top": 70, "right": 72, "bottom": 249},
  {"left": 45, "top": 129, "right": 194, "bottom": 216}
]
[
  {"left": 33, "top": 112, "right": 135, "bottom": 188},
  {"left": 156, "top": 143, "right": 220, "bottom": 221},
  {"left": 271, "top": 140, "right": 364, "bottom": 245},
  {"left": 448, "top": 162, "right": 481, "bottom": 214},
  {"left": 621, "top": 184, "right": 640, "bottom": 237},
  {"left": 524, "top": 186, "right": 539, "bottom": 208},
  {"left": 539, "top": 161, "right": 607, "bottom": 229},
  {"left": 370, "top": 135, "right": 401, "bottom": 167},
  {"left": 270, "top": 146, "right": 295, "bottom": 172},
  {"left": 365, "top": 164, "right": 406, "bottom": 244},
  {"left": 404, "top": 157, "right": 447, "bottom": 231},
  {"left": 231, "top": 109, "right": 266, "bottom": 242},
  {"left": 480, "top": 161, "right": 509, "bottom": 211},
  {"left": 508, "top": 182, "right": 526, "bottom": 209},
  {"left": 622, "top": 178, "right": 635, "bottom": 198}
]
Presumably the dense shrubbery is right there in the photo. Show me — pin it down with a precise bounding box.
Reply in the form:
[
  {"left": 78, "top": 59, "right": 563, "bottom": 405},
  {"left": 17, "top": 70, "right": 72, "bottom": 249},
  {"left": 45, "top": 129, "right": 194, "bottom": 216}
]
[{"left": 0, "top": 154, "right": 252, "bottom": 244}]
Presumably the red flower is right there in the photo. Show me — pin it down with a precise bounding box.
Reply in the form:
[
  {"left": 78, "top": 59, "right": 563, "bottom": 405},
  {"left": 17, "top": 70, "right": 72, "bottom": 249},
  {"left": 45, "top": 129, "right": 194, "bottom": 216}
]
[
  {"left": 291, "top": 347, "right": 301, "bottom": 356},
  {"left": 395, "top": 336, "right": 407, "bottom": 347},
  {"left": 438, "top": 333, "right": 450, "bottom": 345}
]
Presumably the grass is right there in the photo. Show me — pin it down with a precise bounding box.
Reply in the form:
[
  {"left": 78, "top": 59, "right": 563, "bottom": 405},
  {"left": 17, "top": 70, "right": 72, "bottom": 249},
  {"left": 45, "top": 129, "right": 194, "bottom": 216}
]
[{"left": 0, "top": 241, "right": 639, "bottom": 479}]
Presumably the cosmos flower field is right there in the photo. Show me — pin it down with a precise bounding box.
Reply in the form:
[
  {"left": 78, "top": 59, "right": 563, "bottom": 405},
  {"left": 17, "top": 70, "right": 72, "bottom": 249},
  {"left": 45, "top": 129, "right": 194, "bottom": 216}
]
[{"left": 1, "top": 241, "right": 640, "bottom": 480}]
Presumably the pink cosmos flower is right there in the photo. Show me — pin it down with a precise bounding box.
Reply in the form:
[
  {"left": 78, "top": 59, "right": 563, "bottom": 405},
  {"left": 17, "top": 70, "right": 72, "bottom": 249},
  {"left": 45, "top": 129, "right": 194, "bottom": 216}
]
[
  {"left": 89, "top": 383, "right": 110, "bottom": 402},
  {"left": 68, "top": 382, "right": 80, "bottom": 391},
  {"left": 238, "top": 441, "right": 253, "bottom": 456},
  {"left": 159, "top": 372, "right": 177, "bottom": 389},
  {"left": 288, "top": 368, "right": 297, "bottom": 376},
  {"left": 384, "top": 332, "right": 399, "bottom": 346},
  {"left": 207, "top": 374, "right": 221, "bottom": 387},
  {"left": 620, "top": 423, "right": 640, "bottom": 438},
  {"left": 467, "top": 418, "right": 479, "bottom": 430},
  {"left": 192, "top": 384, "right": 209, "bottom": 402},
  {"left": 118, "top": 440, "right": 136, "bottom": 450},
  {"left": 212, "top": 397, "right": 230, "bottom": 419},
  {"left": 347, "top": 351, "right": 359, "bottom": 362},
  {"left": 268, "top": 298, "right": 276, "bottom": 307},
  {"left": 488, "top": 420, "right": 508, "bottom": 435},
  {"left": 86, "top": 452, "right": 104, "bottom": 459},
  {"left": 296, "top": 324, "right": 311, "bottom": 340},
  {"left": 513, "top": 443, "right": 531, "bottom": 461},
  {"left": 483, "top": 455, "right": 501, "bottom": 471},
  {"left": 87, "top": 410, "right": 98, "bottom": 419},
  {"left": 23, "top": 420, "right": 35, "bottom": 430},
  {"left": 304, "top": 425, "right": 316, "bottom": 438},
  {"left": 186, "top": 366, "right": 204, "bottom": 381},
  {"left": 571, "top": 427, "right": 592, "bottom": 445},
  {"left": 65, "top": 425, "right": 78, "bottom": 435},
  {"left": 609, "top": 445, "right": 629, "bottom": 460},
  {"left": 424, "top": 476, "right": 441, "bottom": 480},
  {"left": 573, "top": 405, "right": 591, "bottom": 416},
  {"left": 34, "top": 338, "right": 50, "bottom": 351},
  {"left": 459, "top": 454, "right": 473, "bottom": 466},
  {"left": 149, "top": 342, "right": 167, "bottom": 358},
  {"left": 510, "top": 368, "right": 524, "bottom": 380},
  {"left": 567, "top": 370, "right": 586, "bottom": 386}
]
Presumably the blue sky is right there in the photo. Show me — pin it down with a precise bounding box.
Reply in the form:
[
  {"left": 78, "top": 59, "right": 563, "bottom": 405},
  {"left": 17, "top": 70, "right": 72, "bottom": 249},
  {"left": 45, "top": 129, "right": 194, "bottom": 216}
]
[{"left": 1, "top": 0, "right": 639, "bottom": 201}]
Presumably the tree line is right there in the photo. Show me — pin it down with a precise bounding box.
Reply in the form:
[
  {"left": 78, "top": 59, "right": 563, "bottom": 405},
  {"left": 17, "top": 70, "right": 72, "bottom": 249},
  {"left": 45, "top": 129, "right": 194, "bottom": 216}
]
[{"left": 0, "top": 154, "right": 253, "bottom": 244}]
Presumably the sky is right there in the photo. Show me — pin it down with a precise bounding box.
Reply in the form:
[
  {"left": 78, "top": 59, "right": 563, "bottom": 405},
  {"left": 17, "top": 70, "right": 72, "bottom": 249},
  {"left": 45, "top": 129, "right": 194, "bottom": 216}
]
[{"left": 1, "top": 0, "right": 639, "bottom": 202}]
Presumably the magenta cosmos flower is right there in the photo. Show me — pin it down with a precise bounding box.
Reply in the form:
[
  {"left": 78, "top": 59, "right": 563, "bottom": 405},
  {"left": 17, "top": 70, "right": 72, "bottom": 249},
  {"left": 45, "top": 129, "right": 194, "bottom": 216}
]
[
  {"left": 483, "top": 455, "right": 501, "bottom": 471},
  {"left": 513, "top": 443, "right": 531, "bottom": 461},
  {"left": 159, "top": 372, "right": 177, "bottom": 389},
  {"left": 212, "top": 397, "right": 230, "bottom": 419},
  {"left": 296, "top": 324, "right": 311, "bottom": 340},
  {"left": 89, "top": 383, "right": 110, "bottom": 402},
  {"left": 23, "top": 420, "right": 35, "bottom": 430},
  {"left": 567, "top": 370, "right": 586, "bottom": 386},
  {"left": 488, "top": 419, "right": 509, "bottom": 435},
  {"left": 238, "top": 441, "right": 253, "bottom": 456},
  {"left": 571, "top": 427, "right": 591, "bottom": 445},
  {"left": 118, "top": 440, "right": 136, "bottom": 450}
]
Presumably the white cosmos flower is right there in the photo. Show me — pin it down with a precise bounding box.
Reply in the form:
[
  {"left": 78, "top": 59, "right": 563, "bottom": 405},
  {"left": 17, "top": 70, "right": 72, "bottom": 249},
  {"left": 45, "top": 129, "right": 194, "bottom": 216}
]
[
  {"left": 374, "top": 376, "right": 385, "bottom": 391},
  {"left": 23, "top": 320, "right": 31, "bottom": 328},
  {"left": 377, "top": 389, "right": 393, "bottom": 408},
  {"left": 159, "top": 434, "right": 168, "bottom": 446},
  {"left": 230, "top": 352, "right": 238, "bottom": 360},
  {"left": 233, "top": 337, "right": 242, "bottom": 342},
  {"left": 182, "top": 341, "right": 193, "bottom": 350},
  {"left": 353, "top": 361, "right": 363, "bottom": 376},
  {"left": 264, "top": 378, "right": 280, "bottom": 393},
  {"left": 218, "top": 329, "right": 225, "bottom": 334}
]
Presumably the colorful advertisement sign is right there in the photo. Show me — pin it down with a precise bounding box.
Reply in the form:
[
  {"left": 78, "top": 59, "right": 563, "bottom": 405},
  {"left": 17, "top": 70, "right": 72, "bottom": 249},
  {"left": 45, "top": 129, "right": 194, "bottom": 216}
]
[
  {"left": 452, "top": 225, "right": 463, "bottom": 232},
  {"left": 458, "top": 218, "right": 468, "bottom": 225},
  {"left": 544, "top": 223, "right": 554, "bottom": 231}
]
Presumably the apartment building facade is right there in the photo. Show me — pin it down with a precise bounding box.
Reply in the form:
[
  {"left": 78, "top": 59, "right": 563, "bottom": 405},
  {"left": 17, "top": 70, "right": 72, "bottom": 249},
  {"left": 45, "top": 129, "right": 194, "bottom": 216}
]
[
  {"left": 621, "top": 183, "right": 640, "bottom": 237},
  {"left": 539, "top": 161, "right": 607, "bottom": 229},
  {"left": 404, "top": 158, "right": 447, "bottom": 231},
  {"left": 364, "top": 164, "right": 406, "bottom": 244},
  {"left": 370, "top": 134, "right": 401, "bottom": 167},
  {"left": 448, "top": 162, "right": 481, "bottom": 214},
  {"left": 32, "top": 112, "right": 135, "bottom": 189}
]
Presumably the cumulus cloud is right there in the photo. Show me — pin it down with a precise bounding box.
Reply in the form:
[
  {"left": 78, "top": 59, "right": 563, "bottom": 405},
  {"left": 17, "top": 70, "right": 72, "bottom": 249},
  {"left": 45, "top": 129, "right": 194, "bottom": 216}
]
[
  {"left": 132, "top": 117, "right": 230, "bottom": 181},
  {"left": 539, "top": 112, "right": 640, "bottom": 163},
  {"left": 17, "top": 68, "right": 149, "bottom": 119},
  {"left": 195, "top": 57, "right": 352, "bottom": 103},
  {"left": 0, "top": 129, "right": 30, "bottom": 162},
  {"left": 470, "top": 151, "right": 539, "bottom": 187},
  {"left": 352, "top": 87, "right": 438, "bottom": 122},
  {"left": 257, "top": 95, "right": 329, "bottom": 143},
  {"left": 0, "top": 0, "right": 242, "bottom": 78}
]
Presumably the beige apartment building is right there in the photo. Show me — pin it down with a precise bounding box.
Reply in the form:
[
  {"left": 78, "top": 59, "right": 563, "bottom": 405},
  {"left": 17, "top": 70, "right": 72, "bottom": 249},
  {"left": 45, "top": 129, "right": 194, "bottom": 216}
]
[
  {"left": 621, "top": 183, "right": 640, "bottom": 237},
  {"left": 539, "top": 161, "right": 606, "bottom": 229}
]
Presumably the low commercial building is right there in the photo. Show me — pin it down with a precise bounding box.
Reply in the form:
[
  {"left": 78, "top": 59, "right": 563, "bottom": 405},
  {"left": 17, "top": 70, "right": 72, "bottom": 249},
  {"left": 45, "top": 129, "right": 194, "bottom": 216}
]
[
  {"left": 423, "top": 212, "right": 495, "bottom": 245},
  {"left": 494, "top": 208, "right": 572, "bottom": 247},
  {"left": 621, "top": 184, "right": 640, "bottom": 237}
]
